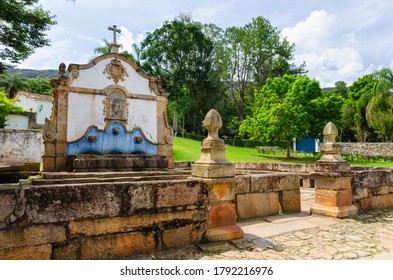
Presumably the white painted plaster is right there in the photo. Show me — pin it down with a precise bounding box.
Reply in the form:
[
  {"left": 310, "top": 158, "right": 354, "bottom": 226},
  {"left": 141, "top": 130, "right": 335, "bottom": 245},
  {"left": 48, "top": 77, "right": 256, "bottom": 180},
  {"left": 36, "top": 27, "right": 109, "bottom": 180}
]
[
  {"left": 67, "top": 93, "right": 106, "bottom": 142},
  {"left": 127, "top": 99, "right": 157, "bottom": 143},
  {"left": 0, "top": 130, "right": 43, "bottom": 165},
  {"left": 14, "top": 95, "right": 52, "bottom": 125},
  {"left": 4, "top": 115, "right": 29, "bottom": 129},
  {"left": 69, "top": 58, "right": 155, "bottom": 97}
]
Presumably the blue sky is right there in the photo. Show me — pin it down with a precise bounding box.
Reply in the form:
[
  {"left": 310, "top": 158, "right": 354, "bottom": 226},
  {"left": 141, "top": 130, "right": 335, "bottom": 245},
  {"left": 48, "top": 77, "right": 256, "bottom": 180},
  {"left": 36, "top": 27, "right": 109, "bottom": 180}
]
[{"left": 16, "top": 0, "right": 393, "bottom": 87}]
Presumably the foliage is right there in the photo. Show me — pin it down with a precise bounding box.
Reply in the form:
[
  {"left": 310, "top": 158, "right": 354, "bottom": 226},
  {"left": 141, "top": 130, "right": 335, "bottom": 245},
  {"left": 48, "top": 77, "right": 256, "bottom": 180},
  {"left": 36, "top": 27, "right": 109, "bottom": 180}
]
[
  {"left": 25, "top": 77, "right": 52, "bottom": 95},
  {"left": 0, "top": 71, "right": 30, "bottom": 98},
  {"left": 0, "top": 90, "right": 23, "bottom": 127},
  {"left": 219, "top": 16, "right": 306, "bottom": 121},
  {"left": 365, "top": 68, "right": 393, "bottom": 142},
  {"left": 240, "top": 75, "right": 343, "bottom": 157},
  {"left": 140, "top": 17, "right": 225, "bottom": 134},
  {"left": 0, "top": 0, "right": 56, "bottom": 71}
]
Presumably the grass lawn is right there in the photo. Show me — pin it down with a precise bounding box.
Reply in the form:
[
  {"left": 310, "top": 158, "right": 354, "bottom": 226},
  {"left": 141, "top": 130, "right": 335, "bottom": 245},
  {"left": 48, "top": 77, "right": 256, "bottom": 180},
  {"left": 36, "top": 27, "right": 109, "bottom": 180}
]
[{"left": 173, "top": 136, "right": 393, "bottom": 168}]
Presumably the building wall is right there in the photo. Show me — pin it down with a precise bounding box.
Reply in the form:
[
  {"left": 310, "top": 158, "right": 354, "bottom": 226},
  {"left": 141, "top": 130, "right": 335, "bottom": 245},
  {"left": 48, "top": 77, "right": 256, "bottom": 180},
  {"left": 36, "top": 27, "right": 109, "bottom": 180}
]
[
  {"left": 4, "top": 115, "right": 29, "bottom": 130},
  {"left": 0, "top": 129, "right": 43, "bottom": 165}
]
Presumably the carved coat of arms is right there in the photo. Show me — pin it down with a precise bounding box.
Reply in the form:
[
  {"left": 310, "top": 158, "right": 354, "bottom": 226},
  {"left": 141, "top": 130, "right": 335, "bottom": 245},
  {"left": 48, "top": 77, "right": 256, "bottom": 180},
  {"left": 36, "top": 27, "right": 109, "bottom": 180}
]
[{"left": 103, "top": 59, "right": 129, "bottom": 84}]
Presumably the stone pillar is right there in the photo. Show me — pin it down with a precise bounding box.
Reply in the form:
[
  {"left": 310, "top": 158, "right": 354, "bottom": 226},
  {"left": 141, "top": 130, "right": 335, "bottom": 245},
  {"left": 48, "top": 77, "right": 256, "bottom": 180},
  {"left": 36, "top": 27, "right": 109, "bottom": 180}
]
[
  {"left": 192, "top": 109, "right": 243, "bottom": 241},
  {"left": 310, "top": 122, "right": 358, "bottom": 218}
]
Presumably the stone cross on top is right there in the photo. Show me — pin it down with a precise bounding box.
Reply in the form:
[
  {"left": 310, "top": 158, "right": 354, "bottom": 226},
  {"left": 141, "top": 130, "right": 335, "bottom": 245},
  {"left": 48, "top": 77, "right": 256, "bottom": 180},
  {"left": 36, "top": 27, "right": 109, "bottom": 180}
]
[{"left": 108, "top": 25, "right": 121, "bottom": 44}]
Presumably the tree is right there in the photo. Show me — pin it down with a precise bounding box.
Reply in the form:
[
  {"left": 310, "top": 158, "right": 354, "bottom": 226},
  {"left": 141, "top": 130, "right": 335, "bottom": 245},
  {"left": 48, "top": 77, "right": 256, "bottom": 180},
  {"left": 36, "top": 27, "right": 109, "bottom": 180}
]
[
  {"left": 0, "top": 0, "right": 56, "bottom": 71},
  {"left": 365, "top": 68, "right": 393, "bottom": 141},
  {"left": 343, "top": 74, "right": 377, "bottom": 142},
  {"left": 141, "top": 17, "right": 225, "bottom": 134},
  {"left": 220, "top": 16, "right": 306, "bottom": 122},
  {"left": 0, "top": 71, "right": 30, "bottom": 98},
  {"left": 25, "top": 77, "right": 52, "bottom": 95},
  {"left": 0, "top": 91, "right": 23, "bottom": 128},
  {"left": 240, "top": 75, "right": 343, "bottom": 157}
]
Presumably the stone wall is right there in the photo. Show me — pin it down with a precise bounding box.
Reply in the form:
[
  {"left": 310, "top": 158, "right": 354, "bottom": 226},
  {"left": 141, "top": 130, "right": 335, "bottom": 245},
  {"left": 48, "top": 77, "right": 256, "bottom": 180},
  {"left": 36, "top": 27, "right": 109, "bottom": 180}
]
[
  {"left": 0, "top": 129, "right": 43, "bottom": 166},
  {"left": 0, "top": 171, "right": 302, "bottom": 259},
  {"left": 0, "top": 180, "right": 207, "bottom": 259},
  {"left": 352, "top": 169, "right": 393, "bottom": 210},
  {"left": 340, "top": 142, "right": 393, "bottom": 157}
]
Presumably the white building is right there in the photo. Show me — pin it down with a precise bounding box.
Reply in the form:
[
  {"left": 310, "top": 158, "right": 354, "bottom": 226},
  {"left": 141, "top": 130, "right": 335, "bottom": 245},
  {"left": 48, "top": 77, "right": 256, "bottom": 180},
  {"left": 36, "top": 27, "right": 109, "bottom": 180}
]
[{"left": 5, "top": 92, "right": 53, "bottom": 129}]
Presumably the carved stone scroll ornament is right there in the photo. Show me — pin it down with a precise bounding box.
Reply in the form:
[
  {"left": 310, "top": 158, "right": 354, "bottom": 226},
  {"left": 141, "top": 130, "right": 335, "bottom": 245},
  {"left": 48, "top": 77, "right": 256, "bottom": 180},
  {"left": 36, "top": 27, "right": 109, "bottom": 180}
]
[
  {"left": 43, "top": 118, "right": 56, "bottom": 141},
  {"left": 149, "top": 76, "right": 169, "bottom": 96},
  {"left": 103, "top": 59, "right": 129, "bottom": 84}
]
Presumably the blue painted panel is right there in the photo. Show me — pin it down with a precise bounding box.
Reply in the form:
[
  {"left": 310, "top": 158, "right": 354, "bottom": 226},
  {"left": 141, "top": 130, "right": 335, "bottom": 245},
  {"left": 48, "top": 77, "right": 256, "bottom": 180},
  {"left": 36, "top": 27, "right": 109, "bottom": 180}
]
[
  {"left": 296, "top": 136, "right": 317, "bottom": 153},
  {"left": 67, "top": 122, "right": 157, "bottom": 155}
]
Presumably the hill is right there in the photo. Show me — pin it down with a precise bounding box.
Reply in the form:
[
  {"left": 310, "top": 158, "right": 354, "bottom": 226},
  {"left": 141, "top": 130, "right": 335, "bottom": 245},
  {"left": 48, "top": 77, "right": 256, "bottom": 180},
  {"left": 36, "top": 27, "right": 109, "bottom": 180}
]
[{"left": 8, "top": 68, "right": 58, "bottom": 79}]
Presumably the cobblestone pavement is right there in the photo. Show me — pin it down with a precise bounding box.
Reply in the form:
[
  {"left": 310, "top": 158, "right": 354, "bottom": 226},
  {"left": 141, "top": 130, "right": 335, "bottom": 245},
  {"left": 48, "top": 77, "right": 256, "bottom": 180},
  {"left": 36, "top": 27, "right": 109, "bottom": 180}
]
[{"left": 141, "top": 188, "right": 393, "bottom": 260}]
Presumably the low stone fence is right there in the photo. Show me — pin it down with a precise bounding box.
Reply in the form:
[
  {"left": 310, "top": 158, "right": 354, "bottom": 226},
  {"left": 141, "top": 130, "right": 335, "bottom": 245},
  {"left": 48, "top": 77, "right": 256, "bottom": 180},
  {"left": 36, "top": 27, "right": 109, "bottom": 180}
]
[
  {"left": 352, "top": 169, "right": 393, "bottom": 210},
  {"left": 0, "top": 129, "right": 43, "bottom": 166},
  {"left": 0, "top": 179, "right": 207, "bottom": 259},
  {"left": 0, "top": 171, "right": 302, "bottom": 259},
  {"left": 340, "top": 142, "right": 393, "bottom": 158}
]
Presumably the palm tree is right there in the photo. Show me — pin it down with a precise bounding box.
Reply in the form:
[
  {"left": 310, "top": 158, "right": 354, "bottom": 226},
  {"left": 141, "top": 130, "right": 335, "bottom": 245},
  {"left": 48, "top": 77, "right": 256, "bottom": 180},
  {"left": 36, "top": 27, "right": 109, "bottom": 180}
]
[
  {"left": 0, "top": 71, "right": 30, "bottom": 99},
  {"left": 365, "top": 68, "right": 393, "bottom": 141}
]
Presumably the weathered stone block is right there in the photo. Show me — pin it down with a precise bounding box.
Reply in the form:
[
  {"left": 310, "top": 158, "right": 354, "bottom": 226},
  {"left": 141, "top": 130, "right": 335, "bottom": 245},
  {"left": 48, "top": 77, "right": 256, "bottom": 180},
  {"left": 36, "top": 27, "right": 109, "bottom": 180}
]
[
  {"left": 236, "top": 192, "right": 280, "bottom": 220},
  {"left": 0, "top": 224, "right": 66, "bottom": 250},
  {"left": 203, "top": 178, "right": 238, "bottom": 202},
  {"left": 162, "top": 226, "right": 190, "bottom": 248},
  {"left": 53, "top": 241, "right": 80, "bottom": 260},
  {"left": 25, "top": 184, "right": 124, "bottom": 223},
  {"left": 352, "top": 187, "right": 368, "bottom": 200},
  {"left": 0, "top": 244, "right": 52, "bottom": 260},
  {"left": 310, "top": 204, "right": 358, "bottom": 218},
  {"left": 207, "top": 203, "right": 237, "bottom": 228},
  {"left": 234, "top": 175, "right": 251, "bottom": 194},
  {"left": 314, "top": 189, "right": 352, "bottom": 207},
  {"left": 129, "top": 184, "right": 155, "bottom": 213},
  {"left": 370, "top": 194, "right": 393, "bottom": 209},
  {"left": 313, "top": 176, "right": 352, "bottom": 191},
  {"left": 205, "top": 225, "right": 243, "bottom": 242},
  {"left": 80, "top": 231, "right": 157, "bottom": 259},
  {"left": 156, "top": 181, "right": 201, "bottom": 208},
  {"left": 69, "top": 209, "right": 206, "bottom": 237},
  {"left": 0, "top": 190, "right": 16, "bottom": 223},
  {"left": 251, "top": 174, "right": 299, "bottom": 193},
  {"left": 281, "top": 189, "right": 301, "bottom": 213},
  {"left": 192, "top": 162, "right": 236, "bottom": 178}
]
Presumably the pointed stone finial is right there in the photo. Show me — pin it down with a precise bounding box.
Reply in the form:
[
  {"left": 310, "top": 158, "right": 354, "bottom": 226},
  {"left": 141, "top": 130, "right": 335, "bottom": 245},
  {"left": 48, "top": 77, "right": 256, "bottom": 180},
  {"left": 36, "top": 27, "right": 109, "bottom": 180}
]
[
  {"left": 191, "top": 109, "right": 236, "bottom": 178},
  {"left": 204, "top": 109, "right": 222, "bottom": 140},
  {"left": 323, "top": 122, "right": 338, "bottom": 144},
  {"left": 58, "top": 63, "right": 67, "bottom": 78}
]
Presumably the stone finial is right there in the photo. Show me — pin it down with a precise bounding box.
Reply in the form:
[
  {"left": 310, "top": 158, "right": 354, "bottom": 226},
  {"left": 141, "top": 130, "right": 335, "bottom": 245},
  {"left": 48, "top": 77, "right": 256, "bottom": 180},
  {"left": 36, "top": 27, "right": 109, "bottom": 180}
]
[
  {"left": 315, "top": 121, "right": 350, "bottom": 172},
  {"left": 58, "top": 63, "right": 67, "bottom": 78},
  {"left": 191, "top": 109, "right": 236, "bottom": 178},
  {"left": 323, "top": 122, "right": 338, "bottom": 144},
  {"left": 204, "top": 109, "right": 222, "bottom": 140}
]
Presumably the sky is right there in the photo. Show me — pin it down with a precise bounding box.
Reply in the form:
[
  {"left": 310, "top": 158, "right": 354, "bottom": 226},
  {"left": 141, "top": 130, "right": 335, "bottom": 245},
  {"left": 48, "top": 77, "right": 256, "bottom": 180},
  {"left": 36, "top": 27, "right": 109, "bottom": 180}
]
[{"left": 15, "top": 0, "right": 393, "bottom": 87}]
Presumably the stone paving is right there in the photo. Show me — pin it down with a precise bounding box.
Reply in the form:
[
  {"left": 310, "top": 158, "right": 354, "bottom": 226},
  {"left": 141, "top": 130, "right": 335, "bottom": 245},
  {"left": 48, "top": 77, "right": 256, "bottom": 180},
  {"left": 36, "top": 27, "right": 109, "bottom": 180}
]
[{"left": 139, "top": 188, "right": 393, "bottom": 260}]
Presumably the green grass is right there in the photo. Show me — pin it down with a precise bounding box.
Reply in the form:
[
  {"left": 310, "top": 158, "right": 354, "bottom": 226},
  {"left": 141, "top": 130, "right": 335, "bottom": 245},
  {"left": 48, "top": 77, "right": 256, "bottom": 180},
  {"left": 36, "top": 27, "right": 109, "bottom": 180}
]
[{"left": 173, "top": 136, "right": 393, "bottom": 167}]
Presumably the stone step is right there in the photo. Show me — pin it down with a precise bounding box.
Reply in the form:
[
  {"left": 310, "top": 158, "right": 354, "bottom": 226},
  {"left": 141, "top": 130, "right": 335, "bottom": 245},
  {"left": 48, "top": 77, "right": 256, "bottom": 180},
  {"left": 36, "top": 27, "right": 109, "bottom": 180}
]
[
  {"left": 30, "top": 174, "right": 191, "bottom": 185},
  {"left": 41, "top": 170, "right": 190, "bottom": 179}
]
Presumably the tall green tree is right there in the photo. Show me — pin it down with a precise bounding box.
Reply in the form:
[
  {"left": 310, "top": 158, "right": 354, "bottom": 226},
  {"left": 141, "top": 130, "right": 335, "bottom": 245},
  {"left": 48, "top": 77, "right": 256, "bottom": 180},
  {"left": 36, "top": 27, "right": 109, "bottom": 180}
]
[
  {"left": 0, "top": 0, "right": 56, "bottom": 72},
  {"left": 343, "top": 74, "right": 377, "bottom": 142},
  {"left": 240, "top": 75, "right": 343, "bottom": 157},
  {"left": 221, "top": 17, "right": 306, "bottom": 121},
  {"left": 365, "top": 68, "right": 393, "bottom": 141},
  {"left": 141, "top": 18, "right": 224, "bottom": 134},
  {"left": 0, "top": 72, "right": 30, "bottom": 98}
]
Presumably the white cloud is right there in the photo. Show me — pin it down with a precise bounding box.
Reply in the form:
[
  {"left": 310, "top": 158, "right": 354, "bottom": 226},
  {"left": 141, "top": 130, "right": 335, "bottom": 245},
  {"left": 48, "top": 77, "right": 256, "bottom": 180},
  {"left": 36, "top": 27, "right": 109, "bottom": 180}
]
[{"left": 282, "top": 10, "right": 372, "bottom": 87}]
